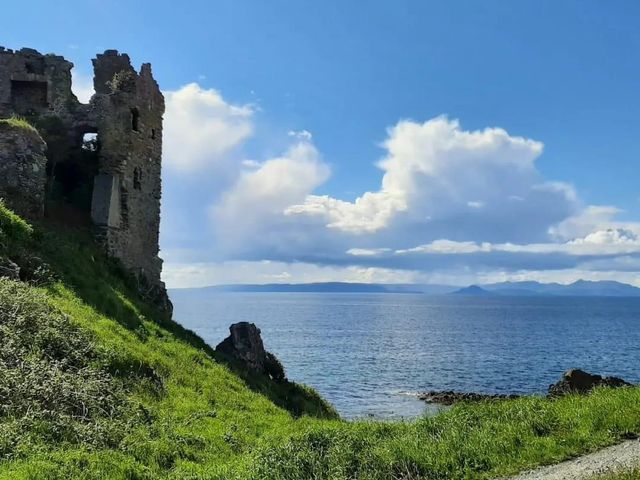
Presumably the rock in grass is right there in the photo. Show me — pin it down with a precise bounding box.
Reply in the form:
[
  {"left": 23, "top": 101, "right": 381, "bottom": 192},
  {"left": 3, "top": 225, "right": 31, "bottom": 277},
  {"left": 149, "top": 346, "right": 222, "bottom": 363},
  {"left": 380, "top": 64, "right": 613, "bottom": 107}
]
[
  {"left": 548, "top": 369, "right": 633, "bottom": 397},
  {"left": 0, "top": 257, "right": 19, "bottom": 280},
  {"left": 216, "top": 322, "right": 286, "bottom": 382}
]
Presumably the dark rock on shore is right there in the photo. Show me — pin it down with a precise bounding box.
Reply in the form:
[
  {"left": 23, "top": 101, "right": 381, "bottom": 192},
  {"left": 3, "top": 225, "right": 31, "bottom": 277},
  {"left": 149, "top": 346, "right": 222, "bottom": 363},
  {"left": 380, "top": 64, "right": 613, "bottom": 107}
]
[
  {"left": 548, "top": 369, "right": 633, "bottom": 397},
  {"left": 418, "top": 390, "right": 520, "bottom": 405},
  {"left": 215, "top": 322, "right": 286, "bottom": 382},
  {"left": 419, "top": 369, "right": 634, "bottom": 406}
]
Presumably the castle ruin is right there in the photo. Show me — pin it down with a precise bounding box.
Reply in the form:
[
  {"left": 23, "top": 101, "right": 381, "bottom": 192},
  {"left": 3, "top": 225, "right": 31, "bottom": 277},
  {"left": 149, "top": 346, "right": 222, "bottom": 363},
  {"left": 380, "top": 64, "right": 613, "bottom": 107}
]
[{"left": 0, "top": 47, "right": 169, "bottom": 309}]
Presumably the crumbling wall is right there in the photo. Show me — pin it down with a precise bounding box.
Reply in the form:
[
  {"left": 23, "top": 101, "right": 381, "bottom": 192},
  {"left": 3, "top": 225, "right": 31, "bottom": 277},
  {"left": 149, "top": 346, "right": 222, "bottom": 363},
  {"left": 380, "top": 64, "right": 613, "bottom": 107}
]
[
  {"left": 89, "top": 51, "right": 166, "bottom": 300},
  {"left": 0, "top": 47, "right": 80, "bottom": 119},
  {"left": 0, "top": 47, "right": 169, "bottom": 311},
  {"left": 0, "top": 122, "right": 47, "bottom": 218}
]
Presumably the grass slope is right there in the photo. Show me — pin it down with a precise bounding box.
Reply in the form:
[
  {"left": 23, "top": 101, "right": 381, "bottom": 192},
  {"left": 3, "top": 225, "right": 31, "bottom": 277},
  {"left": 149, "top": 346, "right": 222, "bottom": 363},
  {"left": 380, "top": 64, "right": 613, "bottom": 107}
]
[{"left": 1, "top": 202, "right": 640, "bottom": 479}]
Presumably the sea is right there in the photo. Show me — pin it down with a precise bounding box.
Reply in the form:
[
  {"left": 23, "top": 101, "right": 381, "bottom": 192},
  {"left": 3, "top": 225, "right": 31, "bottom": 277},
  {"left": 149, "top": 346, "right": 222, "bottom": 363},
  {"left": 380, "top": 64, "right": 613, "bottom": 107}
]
[{"left": 170, "top": 292, "right": 640, "bottom": 419}]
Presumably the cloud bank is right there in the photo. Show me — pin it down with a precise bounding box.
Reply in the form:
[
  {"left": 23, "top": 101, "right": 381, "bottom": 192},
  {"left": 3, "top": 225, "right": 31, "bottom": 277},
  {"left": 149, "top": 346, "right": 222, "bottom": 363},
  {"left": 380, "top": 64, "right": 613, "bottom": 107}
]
[{"left": 159, "top": 85, "right": 640, "bottom": 287}]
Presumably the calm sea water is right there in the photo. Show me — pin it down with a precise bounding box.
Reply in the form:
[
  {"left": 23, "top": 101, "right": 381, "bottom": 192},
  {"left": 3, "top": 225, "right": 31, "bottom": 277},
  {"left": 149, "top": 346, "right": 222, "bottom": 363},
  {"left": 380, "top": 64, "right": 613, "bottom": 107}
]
[{"left": 170, "top": 292, "right": 640, "bottom": 419}]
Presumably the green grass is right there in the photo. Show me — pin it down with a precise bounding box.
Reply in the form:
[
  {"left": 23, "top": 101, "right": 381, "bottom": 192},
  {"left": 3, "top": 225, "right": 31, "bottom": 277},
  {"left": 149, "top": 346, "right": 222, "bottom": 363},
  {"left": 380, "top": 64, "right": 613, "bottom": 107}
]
[
  {"left": 0, "top": 116, "right": 39, "bottom": 134},
  {"left": 1, "top": 201, "right": 640, "bottom": 479}
]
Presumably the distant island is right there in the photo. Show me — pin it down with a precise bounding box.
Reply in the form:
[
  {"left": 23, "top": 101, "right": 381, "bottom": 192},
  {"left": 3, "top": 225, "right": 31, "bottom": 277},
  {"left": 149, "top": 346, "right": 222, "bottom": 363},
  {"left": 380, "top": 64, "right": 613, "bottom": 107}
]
[
  {"left": 171, "top": 280, "right": 640, "bottom": 297},
  {"left": 450, "top": 285, "right": 494, "bottom": 296}
]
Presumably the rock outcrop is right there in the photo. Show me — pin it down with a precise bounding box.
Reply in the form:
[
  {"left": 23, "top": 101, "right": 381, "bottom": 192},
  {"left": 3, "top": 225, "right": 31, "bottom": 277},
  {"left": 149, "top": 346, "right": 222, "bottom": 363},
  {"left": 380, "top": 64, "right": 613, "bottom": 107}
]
[
  {"left": 418, "top": 369, "right": 634, "bottom": 406},
  {"left": 418, "top": 391, "right": 520, "bottom": 405},
  {"left": 0, "top": 257, "right": 19, "bottom": 280},
  {"left": 216, "top": 322, "right": 286, "bottom": 382},
  {"left": 548, "top": 369, "right": 632, "bottom": 397}
]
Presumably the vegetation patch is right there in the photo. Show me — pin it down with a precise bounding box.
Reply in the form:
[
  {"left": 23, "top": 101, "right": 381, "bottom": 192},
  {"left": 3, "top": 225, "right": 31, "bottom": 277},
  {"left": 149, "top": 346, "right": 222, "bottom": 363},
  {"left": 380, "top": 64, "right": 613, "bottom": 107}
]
[
  {"left": 1, "top": 203, "right": 640, "bottom": 479},
  {"left": 0, "top": 279, "right": 137, "bottom": 459},
  {"left": 0, "top": 116, "right": 39, "bottom": 134}
]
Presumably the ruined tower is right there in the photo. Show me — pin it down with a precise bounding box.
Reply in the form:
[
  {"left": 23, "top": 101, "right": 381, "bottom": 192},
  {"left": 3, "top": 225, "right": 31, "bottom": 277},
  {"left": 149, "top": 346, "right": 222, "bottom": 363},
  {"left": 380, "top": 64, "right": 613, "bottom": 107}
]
[{"left": 0, "top": 47, "right": 169, "bottom": 310}]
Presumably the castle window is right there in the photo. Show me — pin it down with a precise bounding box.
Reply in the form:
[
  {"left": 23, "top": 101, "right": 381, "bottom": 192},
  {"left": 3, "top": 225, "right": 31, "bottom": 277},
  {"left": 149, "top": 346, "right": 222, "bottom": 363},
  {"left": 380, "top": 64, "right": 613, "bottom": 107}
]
[
  {"left": 133, "top": 167, "right": 142, "bottom": 190},
  {"left": 82, "top": 132, "right": 99, "bottom": 152},
  {"left": 25, "top": 60, "right": 45, "bottom": 75},
  {"left": 151, "top": 128, "right": 156, "bottom": 139},
  {"left": 10, "top": 80, "right": 48, "bottom": 114},
  {"left": 131, "top": 107, "right": 140, "bottom": 132}
]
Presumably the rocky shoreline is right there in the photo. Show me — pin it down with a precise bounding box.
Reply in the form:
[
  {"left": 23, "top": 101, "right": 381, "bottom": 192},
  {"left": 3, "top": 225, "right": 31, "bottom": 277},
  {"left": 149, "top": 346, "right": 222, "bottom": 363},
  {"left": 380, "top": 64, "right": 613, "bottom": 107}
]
[{"left": 419, "top": 369, "right": 634, "bottom": 406}]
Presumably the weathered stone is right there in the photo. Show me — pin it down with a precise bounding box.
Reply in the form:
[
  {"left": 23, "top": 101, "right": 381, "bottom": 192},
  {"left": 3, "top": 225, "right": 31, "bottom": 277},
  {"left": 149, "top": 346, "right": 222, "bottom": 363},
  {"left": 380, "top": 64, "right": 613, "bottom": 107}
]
[
  {"left": 216, "top": 323, "right": 286, "bottom": 382},
  {"left": 0, "top": 257, "right": 20, "bottom": 280},
  {"left": 0, "top": 46, "right": 169, "bottom": 309},
  {"left": 548, "top": 369, "right": 633, "bottom": 397},
  {"left": 0, "top": 123, "right": 47, "bottom": 218}
]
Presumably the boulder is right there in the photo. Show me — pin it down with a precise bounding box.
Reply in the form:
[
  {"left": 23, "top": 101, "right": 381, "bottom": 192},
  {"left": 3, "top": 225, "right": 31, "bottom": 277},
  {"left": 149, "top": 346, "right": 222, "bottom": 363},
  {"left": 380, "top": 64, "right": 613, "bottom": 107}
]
[
  {"left": 216, "top": 322, "right": 285, "bottom": 382},
  {"left": 0, "top": 257, "right": 19, "bottom": 280},
  {"left": 548, "top": 369, "right": 633, "bottom": 397}
]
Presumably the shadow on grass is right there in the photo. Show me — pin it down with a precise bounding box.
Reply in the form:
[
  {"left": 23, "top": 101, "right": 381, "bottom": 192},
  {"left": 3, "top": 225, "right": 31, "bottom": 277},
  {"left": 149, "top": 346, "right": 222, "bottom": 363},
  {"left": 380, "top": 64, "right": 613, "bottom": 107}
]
[{"left": 214, "top": 351, "right": 339, "bottom": 420}]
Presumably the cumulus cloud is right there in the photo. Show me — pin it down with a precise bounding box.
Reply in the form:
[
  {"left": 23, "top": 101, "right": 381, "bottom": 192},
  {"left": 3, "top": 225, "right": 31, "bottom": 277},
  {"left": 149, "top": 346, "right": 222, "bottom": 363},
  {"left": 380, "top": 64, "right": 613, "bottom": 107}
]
[
  {"left": 159, "top": 105, "right": 639, "bottom": 288},
  {"left": 285, "top": 117, "right": 575, "bottom": 240},
  {"left": 549, "top": 205, "right": 638, "bottom": 241},
  {"left": 211, "top": 136, "right": 331, "bottom": 254},
  {"left": 163, "top": 83, "right": 254, "bottom": 172}
]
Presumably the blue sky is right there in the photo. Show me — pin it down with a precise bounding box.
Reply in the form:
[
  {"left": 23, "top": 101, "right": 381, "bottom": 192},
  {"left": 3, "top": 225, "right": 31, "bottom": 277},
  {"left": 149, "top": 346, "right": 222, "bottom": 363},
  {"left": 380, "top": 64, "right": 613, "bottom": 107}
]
[{"left": 3, "top": 1, "right": 640, "bottom": 286}]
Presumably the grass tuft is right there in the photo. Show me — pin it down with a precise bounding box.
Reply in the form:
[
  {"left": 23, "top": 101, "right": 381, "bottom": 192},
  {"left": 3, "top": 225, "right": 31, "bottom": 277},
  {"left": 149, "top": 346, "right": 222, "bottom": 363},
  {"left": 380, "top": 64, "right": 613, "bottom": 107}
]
[{"left": 0, "top": 116, "right": 39, "bottom": 134}]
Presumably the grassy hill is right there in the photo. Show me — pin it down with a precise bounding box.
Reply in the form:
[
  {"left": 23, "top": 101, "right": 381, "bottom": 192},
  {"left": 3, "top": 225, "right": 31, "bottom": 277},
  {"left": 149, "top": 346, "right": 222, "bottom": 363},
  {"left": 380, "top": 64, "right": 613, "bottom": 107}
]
[{"left": 2, "top": 201, "right": 640, "bottom": 479}]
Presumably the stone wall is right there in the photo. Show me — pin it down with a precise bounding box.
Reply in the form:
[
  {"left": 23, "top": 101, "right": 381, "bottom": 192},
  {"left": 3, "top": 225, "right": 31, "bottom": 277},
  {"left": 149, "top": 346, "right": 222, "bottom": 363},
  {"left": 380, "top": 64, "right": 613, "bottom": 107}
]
[
  {"left": 0, "top": 123, "right": 47, "bottom": 218},
  {"left": 90, "top": 52, "right": 165, "bottom": 292},
  {"left": 0, "top": 46, "right": 169, "bottom": 310}
]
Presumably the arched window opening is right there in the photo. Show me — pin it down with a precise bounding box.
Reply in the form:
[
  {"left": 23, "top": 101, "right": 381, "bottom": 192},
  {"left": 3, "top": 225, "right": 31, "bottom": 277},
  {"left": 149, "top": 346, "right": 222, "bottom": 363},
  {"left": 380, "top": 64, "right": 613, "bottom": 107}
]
[
  {"left": 82, "top": 132, "right": 99, "bottom": 152},
  {"left": 131, "top": 107, "right": 140, "bottom": 132}
]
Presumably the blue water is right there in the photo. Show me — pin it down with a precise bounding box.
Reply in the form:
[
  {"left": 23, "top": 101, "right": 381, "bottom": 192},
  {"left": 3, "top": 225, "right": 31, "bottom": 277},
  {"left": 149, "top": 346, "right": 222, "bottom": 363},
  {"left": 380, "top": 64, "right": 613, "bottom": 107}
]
[{"left": 170, "top": 292, "right": 640, "bottom": 419}]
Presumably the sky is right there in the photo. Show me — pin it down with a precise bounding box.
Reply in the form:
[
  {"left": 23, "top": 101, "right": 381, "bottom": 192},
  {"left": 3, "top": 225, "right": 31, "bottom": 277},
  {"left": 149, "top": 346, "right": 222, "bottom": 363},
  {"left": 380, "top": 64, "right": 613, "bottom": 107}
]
[{"left": 2, "top": 0, "right": 640, "bottom": 287}]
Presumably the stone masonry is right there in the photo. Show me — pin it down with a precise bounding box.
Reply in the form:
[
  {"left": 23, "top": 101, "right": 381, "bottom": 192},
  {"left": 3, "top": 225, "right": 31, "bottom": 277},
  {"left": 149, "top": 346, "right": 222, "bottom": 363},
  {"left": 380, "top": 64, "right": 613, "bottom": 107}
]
[
  {"left": 0, "top": 47, "right": 169, "bottom": 310},
  {"left": 0, "top": 122, "right": 47, "bottom": 218}
]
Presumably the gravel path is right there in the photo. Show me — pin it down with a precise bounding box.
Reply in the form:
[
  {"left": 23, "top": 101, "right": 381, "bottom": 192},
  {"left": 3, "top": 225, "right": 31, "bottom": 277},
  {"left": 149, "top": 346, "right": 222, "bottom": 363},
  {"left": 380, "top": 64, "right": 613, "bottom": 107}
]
[{"left": 505, "top": 440, "right": 640, "bottom": 480}]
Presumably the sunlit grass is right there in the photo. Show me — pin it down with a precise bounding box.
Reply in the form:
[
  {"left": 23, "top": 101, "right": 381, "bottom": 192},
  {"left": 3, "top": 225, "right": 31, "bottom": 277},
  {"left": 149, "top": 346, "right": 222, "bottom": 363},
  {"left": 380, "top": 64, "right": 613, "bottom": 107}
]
[
  {"left": 0, "top": 116, "right": 39, "bottom": 134},
  {"left": 1, "top": 203, "right": 639, "bottom": 479}
]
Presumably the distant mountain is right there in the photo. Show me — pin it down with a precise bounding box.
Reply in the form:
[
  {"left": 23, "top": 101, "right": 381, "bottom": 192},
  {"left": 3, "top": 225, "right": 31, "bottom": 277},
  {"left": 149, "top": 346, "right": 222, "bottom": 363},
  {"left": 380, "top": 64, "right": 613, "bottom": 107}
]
[
  {"left": 482, "top": 280, "right": 640, "bottom": 297},
  {"left": 168, "top": 280, "right": 640, "bottom": 297},
  {"left": 450, "top": 285, "right": 494, "bottom": 296},
  {"left": 170, "top": 282, "right": 450, "bottom": 294}
]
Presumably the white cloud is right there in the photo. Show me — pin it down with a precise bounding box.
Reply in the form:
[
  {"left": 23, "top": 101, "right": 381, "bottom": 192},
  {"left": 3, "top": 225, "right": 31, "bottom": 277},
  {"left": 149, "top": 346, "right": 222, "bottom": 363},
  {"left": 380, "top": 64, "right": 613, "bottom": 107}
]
[
  {"left": 211, "top": 136, "right": 330, "bottom": 252},
  {"left": 71, "top": 69, "right": 95, "bottom": 104},
  {"left": 346, "top": 248, "right": 392, "bottom": 256},
  {"left": 159, "top": 105, "right": 639, "bottom": 287},
  {"left": 163, "top": 260, "right": 422, "bottom": 288},
  {"left": 163, "top": 83, "right": 254, "bottom": 172},
  {"left": 395, "top": 229, "right": 640, "bottom": 257},
  {"left": 285, "top": 117, "right": 570, "bottom": 237},
  {"left": 288, "top": 130, "right": 313, "bottom": 140},
  {"left": 549, "top": 205, "right": 638, "bottom": 241},
  {"left": 397, "top": 240, "right": 492, "bottom": 255},
  {"left": 569, "top": 228, "right": 639, "bottom": 245}
]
